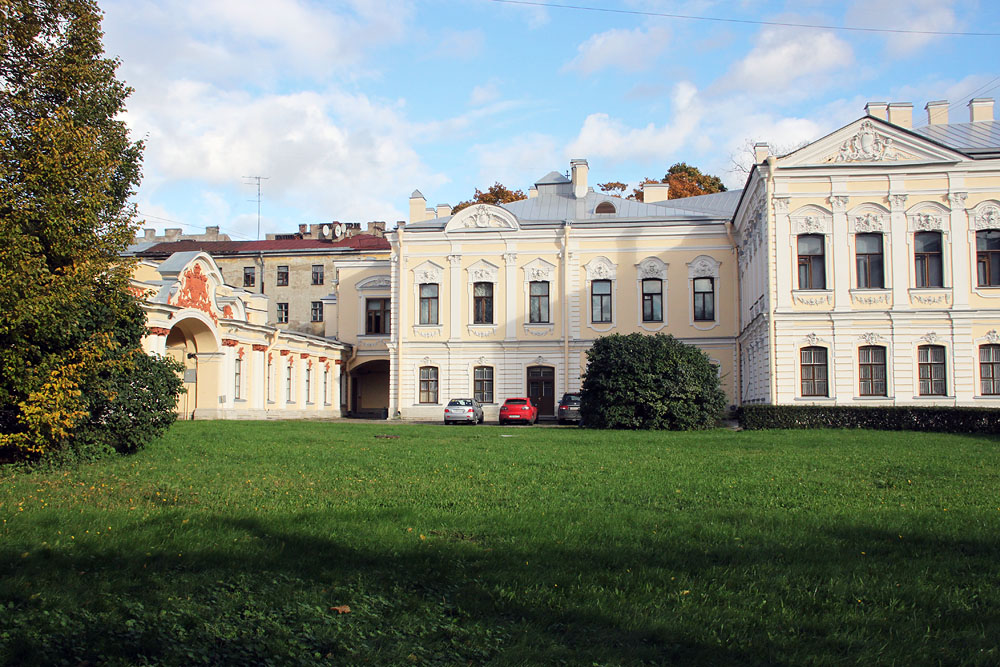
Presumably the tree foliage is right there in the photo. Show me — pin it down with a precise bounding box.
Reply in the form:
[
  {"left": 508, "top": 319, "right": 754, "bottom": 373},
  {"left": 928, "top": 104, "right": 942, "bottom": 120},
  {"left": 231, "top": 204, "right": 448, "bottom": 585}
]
[
  {"left": 580, "top": 333, "right": 726, "bottom": 430},
  {"left": 451, "top": 182, "right": 527, "bottom": 214},
  {"left": 0, "top": 0, "right": 182, "bottom": 460},
  {"left": 597, "top": 181, "right": 627, "bottom": 195},
  {"left": 627, "top": 163, "right": 727, "bottom": 202}
]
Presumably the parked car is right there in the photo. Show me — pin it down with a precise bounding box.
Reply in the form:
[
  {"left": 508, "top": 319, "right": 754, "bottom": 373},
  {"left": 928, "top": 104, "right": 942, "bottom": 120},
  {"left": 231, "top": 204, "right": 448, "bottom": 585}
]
[
  {"left": 557, "top": 392, "right": 582, "bottom": 424},
  {"left": 498, "top": 397, "right": 538, "bottom": 425},
  {"left": 444, "top": 398, "right": 484, "bottom": 425}
]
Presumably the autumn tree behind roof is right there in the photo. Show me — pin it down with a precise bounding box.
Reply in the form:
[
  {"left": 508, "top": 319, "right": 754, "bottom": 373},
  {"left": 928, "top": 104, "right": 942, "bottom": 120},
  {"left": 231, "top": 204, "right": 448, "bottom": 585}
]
[{"left": 451, "top": 182, "right": 527, "bottom": 214}]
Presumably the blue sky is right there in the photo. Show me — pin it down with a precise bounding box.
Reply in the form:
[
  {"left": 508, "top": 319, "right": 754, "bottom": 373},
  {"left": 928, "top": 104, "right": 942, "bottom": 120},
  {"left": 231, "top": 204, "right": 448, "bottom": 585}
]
[{"left": 101, "top": 0, "right": 1000, "bottom": 240}]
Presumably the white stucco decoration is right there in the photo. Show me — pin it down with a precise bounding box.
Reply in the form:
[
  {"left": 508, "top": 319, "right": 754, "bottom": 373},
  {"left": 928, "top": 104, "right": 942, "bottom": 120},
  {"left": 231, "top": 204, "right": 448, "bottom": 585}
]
[
  {"left": 467, "top": 259, "right": 499, "bottom": 283},
  {"left": 355, "top": 274, "right": 391, "bottom": 290},
  {"left": 688, "top": 255, "right": 720, "bottom": 279},
  {"left": 522, "top": 257, "right": 556, "bottom": 282},
  {"left": 790, "top": 206, "right": 832, "bottom": 236},
  {"left": 445, "top": 203, "right": 519, "bottom": 232},
  {"left": 413, "top": 260, "right": 444, "bottom": 284},
  {"left": 832, "top": 120, "right": 901, "bottom": 162},
  {"left": 974, "top": 202, "right": 1000, "bottom": 231},
  {"left": 584, "top": 256, "right": 617, "bottom": 281},
  {"left": 636, "top": 257, "right": 668, "bottom": 280}
]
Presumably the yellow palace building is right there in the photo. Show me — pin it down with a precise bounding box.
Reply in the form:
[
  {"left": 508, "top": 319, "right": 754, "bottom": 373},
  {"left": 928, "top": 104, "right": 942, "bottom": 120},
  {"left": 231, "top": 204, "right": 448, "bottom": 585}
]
[{"left": 136, "top": 97, "right": 1000, "bottom": 419}]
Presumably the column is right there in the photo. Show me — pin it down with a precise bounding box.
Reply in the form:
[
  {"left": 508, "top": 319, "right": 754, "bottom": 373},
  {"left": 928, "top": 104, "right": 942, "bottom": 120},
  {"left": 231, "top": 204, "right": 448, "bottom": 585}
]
[
  {"left": 448, "top": 253, "right": 462, "bottom": 340},
  {"left": 889, "top": 194, "right": 908, "bottom": 310},
  {"left": 504, "top": 252, "right": 517, "bottom": 341},
  {"left": 949, "top": 191, "right": 970, "bottom": 308},
  {"left": 830, "top": 195, "right": 850, "bottom": 311},
  {"left": 773, "top": 197, "right": 791, "bottom": 309}
]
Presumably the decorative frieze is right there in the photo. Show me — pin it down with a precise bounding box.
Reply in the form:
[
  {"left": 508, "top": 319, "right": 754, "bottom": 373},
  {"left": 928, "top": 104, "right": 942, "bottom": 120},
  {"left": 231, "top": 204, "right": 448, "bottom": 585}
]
[
  {"left": 853, "top": 213, "right": 885, "bottom": 233},
  {"left": 252, "top": 344, "right": 268, "bottom": 352},
  {"left": 858, "top": 332, "right": 883, "bottom": 345},
  {"left": 851, "top": 291, "right": 889, "bottom": 306},
  {"left": 911, "top": 293, "right": 950, "bottom": 305},
  {"left": 833, "top": 120, "right": 900, "bottom": 162},
  {"left": 796, "top": 215, "right": 826, "bottom": 234},
  {"left": 921, "top": 332, "right": 940, "bottom": 344},
  {"left": 986, "top": 330, "right": 1000, "bottom": 344},
  {"left": 974, "top": 204, "right": 1000, "bottom": 230},
  {"left": 523, "top": 325, "right": 552, "bottom": 337},
  {"left": 584, "top": 256, "right": 617, "bottom": 281},
  {"left": 147, "top": 326, "right": 171, "bottom": 336},
  {"left": 467, "top": 326, "right": 497, "bottom": 338},
  {"left": 911, "top": 212, "right": 943, "bottom": 231},
  {"left": 793, "top": 292, "right": 832, "bottom": 306},
  {"left": 221, "top": 338, "right": 239, "bottom": 347},
  {"left": 636, "top": 257, "right": 667, "bottom": 280},
  {"left": 413, "top": 327, "right": 441, "bottom": 338}
]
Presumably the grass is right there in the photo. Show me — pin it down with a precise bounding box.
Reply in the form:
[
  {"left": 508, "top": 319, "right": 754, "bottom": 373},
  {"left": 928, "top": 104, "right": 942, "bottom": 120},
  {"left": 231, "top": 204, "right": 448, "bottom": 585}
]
[{"left": 1, "top": 422, "right": 999, "bottom": 666}]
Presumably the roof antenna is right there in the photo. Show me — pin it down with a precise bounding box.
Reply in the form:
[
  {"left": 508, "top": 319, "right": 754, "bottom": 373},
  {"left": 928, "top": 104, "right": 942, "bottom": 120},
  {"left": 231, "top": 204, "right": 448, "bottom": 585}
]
[{"left": 243, "top": 176, "right": 270, "bottom": 240}]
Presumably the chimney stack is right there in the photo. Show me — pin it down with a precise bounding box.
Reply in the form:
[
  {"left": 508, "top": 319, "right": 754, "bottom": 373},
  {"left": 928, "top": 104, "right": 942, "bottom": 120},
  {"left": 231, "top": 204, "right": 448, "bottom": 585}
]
[
  {"left": 528, "top": 186, "right": 537, "bottom": 199},
  {"left": 887, "top": 102, "right": 913, "bottom": 128},
  {"left": 969, "top": 98, "right": 994, "bottom": 122},
  {"left": 865, "top": 102, "right": 888, "bottom": 121},
  {"left": 643, "top": 182, "right": 669, "bottom": 203},
  {"left": 570, "top": 159, "right": 589, "bottom": 199},
  {"left": 753, "top": 142, "right": 770, "bottom": 163},
  {"left": 409, "top": 190, "right": 428, "bottom": 223},
  {"left": 436, "top": 204, "right": 452, "bottom": 218},
  {"left": 925, "top": 100, "right": 949, "bottom": 125}
]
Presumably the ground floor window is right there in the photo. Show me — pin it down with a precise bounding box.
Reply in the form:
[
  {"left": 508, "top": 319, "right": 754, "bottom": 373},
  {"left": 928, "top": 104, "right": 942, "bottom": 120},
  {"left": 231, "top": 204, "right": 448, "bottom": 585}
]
[
  {"left": 800, "top": 346, "right": 828, "bottom": 397},
  {"left": 858, "top": 345, "right": 887, "bottom": 397},
  {"left": 980, "top": 344, "right": 1000, "bottom": 396},
  {"left": 918, "top": 345, "right": 946, "bottom": 396},
  {"left": 474, "top": 366, "right": 494, "bottom": 403},
  {"left": 234, "top": 356, "right": 242, "bottom": 400},
  {"left": 419, "top": 366, "right": 438, "bottom": 404}
]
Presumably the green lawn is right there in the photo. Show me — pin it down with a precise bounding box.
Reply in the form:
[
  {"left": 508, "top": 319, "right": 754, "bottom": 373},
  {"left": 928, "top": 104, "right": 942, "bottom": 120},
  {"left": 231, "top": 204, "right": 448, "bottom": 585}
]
[{"left": 2, "top": 422, "right": 999, "bottom": 666}]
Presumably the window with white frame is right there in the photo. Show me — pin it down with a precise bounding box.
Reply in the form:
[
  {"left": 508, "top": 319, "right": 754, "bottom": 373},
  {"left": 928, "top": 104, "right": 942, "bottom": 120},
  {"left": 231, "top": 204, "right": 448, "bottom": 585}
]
[
  {"left": 234, "top": 355, "right": 242, "bottom": 400},
  {"left": 980, "top": 345, "right": 1000, "bottom": 396},
  {"left": 474, "top": 366, "right": 494, "bottom": 403},
  {"left": 977, "top": 230, "right": 1000, "bottom": 287},
  {"left": 419, "top": 366, "right": 438, "bottom": 404},
  {"left": 858, "top": 346, "right": 887, "bottom": 397},
  {"left": 419, "top": 283, "right": 439, "bottom": 325},
  {"left": 693, "top": 278, "right": 714, "bottom": 321},
  {"left": 914, "top": 232, "right": 943, "bottom": 288},
  {"left": 474, "top": 282, "right": 493, "bottom": 324},
  {"left": 800, "top": 346, "right": 828, "bottom": 397},
  {"left": 529, "top": 281, "right": 549, "bottom": 323},
  {"left": 591, "top": 280, "right": 612, "bottom": 323},
  {"left": 797, "top": 235, "right": 825, "bottom": 290},
  {"left": 855, "top": 233, "right": 884, "bottom": 289},
  {"left": 286, "top": 363, "right": 294, "bottom": 402},
  {"left": 642, "top": 279, "right": 662, "bottom": 322},
  {"left": 917, "top": 345, "right": 946, "bottom": 396}
]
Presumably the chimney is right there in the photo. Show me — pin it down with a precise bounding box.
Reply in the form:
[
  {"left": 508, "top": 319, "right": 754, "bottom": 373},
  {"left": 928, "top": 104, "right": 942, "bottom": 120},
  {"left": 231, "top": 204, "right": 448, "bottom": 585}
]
[
  {"left": 753, "top": 142, "right": 770, "bottom": 163},
  {"left": 570, "top": 159, "right": 588, "bottom": 199},
  {"left": 528, "top": 186, "right": 537, "bottom": 199},
  {"left": 925, "top": 100, "right": 949, "bottom": 125},
  {"left": 426, "top": 208, "right": 435, "bottom": 219},
  {"left": 643, "top": 182, "right": 669, "bottom": 203},
  {"left": 144, "top": 228, "right": 156, "bottom": 240},
  {"left": 409, "top": 190, "right": 427, "bottom": 223},
  {"left": 887, "top": 102, "right": 912, "bottom": 128},
  {"left": 165, "top": 228, "right": 180, "bottom": 241},
  {"left": 368, "top": 221, "right": 386, "bottom": 237},
  {"left": 865, "top": 102, "right": 888, "bottom": 121},
  {"left": 436, "top": 204, "right": 452, "bottom": 218},
  {"left": 969, "top": 98, "right": 994, "bottom": 122},
  {"left": 298, "top": 224, "right": 307, "bottom": 235}
]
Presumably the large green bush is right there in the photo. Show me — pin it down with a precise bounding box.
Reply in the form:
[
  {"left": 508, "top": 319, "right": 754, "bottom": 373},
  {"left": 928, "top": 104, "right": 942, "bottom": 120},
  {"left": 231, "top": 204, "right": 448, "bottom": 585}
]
[{"left": 581, "top": 333, "right": 726, "bottom": 430}]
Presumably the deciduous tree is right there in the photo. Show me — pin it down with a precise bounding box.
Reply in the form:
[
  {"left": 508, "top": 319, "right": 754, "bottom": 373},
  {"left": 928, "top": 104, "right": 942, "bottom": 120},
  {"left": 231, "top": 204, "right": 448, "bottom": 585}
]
[
  {"left": 451, "top": 182, "right": 527, "bottom": 214},
  {"left": 0, "top": 0, "right": 182, "bottom": 460}
]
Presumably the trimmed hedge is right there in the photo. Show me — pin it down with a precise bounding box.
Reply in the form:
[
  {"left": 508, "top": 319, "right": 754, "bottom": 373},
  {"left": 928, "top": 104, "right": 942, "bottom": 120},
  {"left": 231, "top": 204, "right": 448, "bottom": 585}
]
[{"left": 738, "top": 404, "right": 1000, "bottom": 434}]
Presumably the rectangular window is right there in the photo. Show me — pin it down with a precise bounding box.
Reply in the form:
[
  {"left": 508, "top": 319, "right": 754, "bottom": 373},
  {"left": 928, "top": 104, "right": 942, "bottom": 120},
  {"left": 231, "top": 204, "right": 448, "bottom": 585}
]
[
  {"left": 474, "top": 366, "right": 494, "bottom": 403},
  {"left": 305, "top": 367, "right": 312, "bottom": 402},
  {"left": 797, "top": 234, "right": 826, "bottom": 290},
  {"left": 312, "top": 264, "right": 324, "bottom": 285},
  {"left": 419, "top": 283, "right": 439, "bottom": 325},
  {"left": 474, "top": 282, "right": 494, "bottom": 324},
  {"left": 286, "top": 366, "right": 293, "bottom": 402},
  {"left": 858, "top": 345, "right": 887, "bottom": 397},
  {"left": 267, "top": 358, "right": 273, "bottom": 402},
  {"left": 977, "top": 230, "right": 1000, "bottom": 287},
  {"left": 366, "top": 298, "right": 389, "bottom": 334},
  {"left": 323, "top": 368, "right": 329, "bottom": 404},
  {"left": 243, "top": 267, "right": 255, "bottom": 288},
  {"left": 276, "top": 265, "right": 289, "bottom": 287},
  {"left": 419, "top": 366, "right": 438, "bottom": 404},
  {"left": 693, "top": 277, "right": 715, "bottom": 321},
  {"left": 276, "top": 302, "right": 289, "bottom": 324},
  {"left": 914, "top": 232, "right": 943, "bottom": 288},
  {"left": 918, "top": 344, "right": 946, "bottom": 396},
  {"left": 642, "top": 279, "right": 662, "bottom": 322},
  {"left": 981, "top": 345, "right": 1000, "bottom": 395},
  {"left": 311, "top": 301, "right": 323, "bottom": 322},
  {"left": 855, "top": 233, "right": 884, "bottom": 289},
  {"left": 529, "top": 281, "right": 549, "bottom": 323},
  {"left": 234, "top": 356, "right": 242, "bottom": 400},
  {"left": 800, "top": 346, "right": 828, "bottom": 397},
  {"left": 591, "top": 279, "right": 612, "bottom": 323}
]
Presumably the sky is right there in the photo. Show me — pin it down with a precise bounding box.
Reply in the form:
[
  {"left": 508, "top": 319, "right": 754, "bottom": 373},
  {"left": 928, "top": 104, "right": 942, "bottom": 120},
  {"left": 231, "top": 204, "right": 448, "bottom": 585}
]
[{"left": 100, "top": 0, "right": 1000, "bottom": 241}]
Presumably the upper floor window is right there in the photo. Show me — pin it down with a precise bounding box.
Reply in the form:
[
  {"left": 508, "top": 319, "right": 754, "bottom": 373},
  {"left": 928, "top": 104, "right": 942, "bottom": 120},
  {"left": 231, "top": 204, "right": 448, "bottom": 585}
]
[
  {"left": 693, "top": 277, "right": 715, "bottom": 321},
  {"left": 276, "top": 302, "right": 289, "bottom": 324},
  {"left": 797, "top": 235, "right": 825, "bottom": 290},
  {"left": 474, "top": 282, "right": 493, "bottom": 324},
  {"left": 419, "top": 366, "right": 438, "bottom": 404},
  {"left": 243, "top": 267, "right": 255, "bottom": 288},
  {"left": 642, "top": 279, "right": 662, "bottom": 322},
  {"left": 276, "top": 265, "right": 289, "bottom": 287},
  {"left": 419, "top": 283, "right": 439, "bottom": 325},
  {"left": 914, "top": 232, "right": 943, "bottom": 288},
  {"left": 312, "top": 264, "right": 324, "bottom": 285},
  {"left": 366, "top": 298, "right": 389, "bottom": 334},
  {"left": 980, "top": 344, "right": 1000, "bottom": 396},
  {"left": 800, "top": 346, "right": 828, "bottom": 397},
  {"left": 855, "top": 233, "right": 884, "bottom": 289},
  {"left": 595, "top": 201, "right": 616, "bottom": 214},
  {"left": 591, "top": 279, "right": 612, "bottom": 323},
  {"left": 858, "top": 345, "right": 887, "bottom": 397},
  {"left": 977, "top": 230, "right": 1000, "bottom": 287},
  {"left": 474, "top": 366, "right": 494, "bottom": 403},
  {"left": 917, "top": 345, "right": 946, "bottom": 396},
  {"left": 529, "top": 281, "right": 549, "bottom": 323},
  {"left": 311, "top": 301, "right": 323, "bottom": 322}
]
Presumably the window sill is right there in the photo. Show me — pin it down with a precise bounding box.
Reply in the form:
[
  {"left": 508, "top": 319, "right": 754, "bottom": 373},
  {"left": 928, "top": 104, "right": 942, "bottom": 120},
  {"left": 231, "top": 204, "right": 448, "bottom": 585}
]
[
  {"left": 794, "top": 396, "right": 835, "bottom": 402},
  {"left": 911, "top": 395, "right": 954, "bottom": 400},
  {"left": 973, "top": 395, "right": 1000, "bottom": 400},
  {"left": 853, "top": 395, "right": 893, "bottom": 401}
]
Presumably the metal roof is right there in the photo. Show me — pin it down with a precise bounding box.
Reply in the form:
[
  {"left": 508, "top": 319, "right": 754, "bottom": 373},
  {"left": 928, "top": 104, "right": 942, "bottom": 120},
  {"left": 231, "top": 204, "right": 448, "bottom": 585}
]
[
  {"left": 135, "top": 234, "right": 390, "bottom": 257},
  {"left": 911, "top": 120, "right": 1000, "bottom": 156},
  {"left": 535, "top": 170, "right": 570, "bottom": 185},
  {"left": 647, "top": 189, "right": 744, "bottom": 217}
]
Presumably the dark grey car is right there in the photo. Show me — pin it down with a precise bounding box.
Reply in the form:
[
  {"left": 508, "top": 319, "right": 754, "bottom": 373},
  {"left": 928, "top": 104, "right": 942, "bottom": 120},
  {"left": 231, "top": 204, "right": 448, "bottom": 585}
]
[
  {"left": 557, "top": 392, "right": 581, "bottom": 424},
  {"left": 444, "top": 398, "right": 484, "bottom": 425}
]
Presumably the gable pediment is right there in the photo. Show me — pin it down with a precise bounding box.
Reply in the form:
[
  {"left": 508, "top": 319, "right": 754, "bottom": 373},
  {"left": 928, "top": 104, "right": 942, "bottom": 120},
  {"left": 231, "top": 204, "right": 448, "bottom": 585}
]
[
  {"left": 444, "top": 203, "right": 519, "bottom": 232},
  {"left": 778, "top": 117, "right": 967, "bottom": 168}
]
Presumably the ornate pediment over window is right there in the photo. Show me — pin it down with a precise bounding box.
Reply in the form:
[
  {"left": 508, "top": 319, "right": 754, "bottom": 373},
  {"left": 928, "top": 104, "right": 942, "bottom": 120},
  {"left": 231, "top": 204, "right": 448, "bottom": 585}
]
[
  {"left": 467, "top": 259, "right": 499, "bottom": 283},
  {"left": 584, "top": 256, "right": 617, "bottom": 281},
  {"left": 974, "top": 201, "right": 1000, "bottom": 230},
  {"left": 831, "top": 120, "right": 906, "bottom": 162},
  {"left": 522, "top": 257, "right": 556, "bottom": 282},
  {"left": 636, "top": 257, "right": 667, "bottom": 280},
  {"left": 444, "top": 203, "right": 519, "bottom": 232},
  {"left": 413, "top": 261, "right": 444, "bottom": 284},
  {"left": 906, "top": 202, "right": 949, "bottom": 233},
  {"left": 355, "top": 274, "right": 391, "bottom": 290},
  {"left": 790, "top": 205, "right": 832, "bottom": 236},
  {"left": 848, "top": 204, "right": 889, "bottom": 234},
  {"left": 688, "top": 255, "right": 720, "bottom": 279}
]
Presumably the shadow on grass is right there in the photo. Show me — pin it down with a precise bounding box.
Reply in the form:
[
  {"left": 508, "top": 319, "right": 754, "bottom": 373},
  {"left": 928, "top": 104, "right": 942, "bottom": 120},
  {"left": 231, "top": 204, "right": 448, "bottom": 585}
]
[{"left": 3, "top": 512, "right": 1000, "bottom": 666}]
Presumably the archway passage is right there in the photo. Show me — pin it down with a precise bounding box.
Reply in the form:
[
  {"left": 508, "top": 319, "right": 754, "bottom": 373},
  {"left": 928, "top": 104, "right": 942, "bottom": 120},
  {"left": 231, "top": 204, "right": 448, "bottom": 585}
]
[
  {"left": 350, "top": 359, "right": 389, "bottom": 419},
  {"left": 165, "top": 317, "right": 219, "bottom": 419},
  {"left": 527, "top": 366, "right": 555, "bottom": 417}
]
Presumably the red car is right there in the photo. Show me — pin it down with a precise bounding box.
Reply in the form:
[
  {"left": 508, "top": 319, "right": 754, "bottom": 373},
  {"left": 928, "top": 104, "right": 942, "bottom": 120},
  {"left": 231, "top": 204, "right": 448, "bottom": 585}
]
[{"left": 499, "top": 397, "right": 538, "bottom": 425}]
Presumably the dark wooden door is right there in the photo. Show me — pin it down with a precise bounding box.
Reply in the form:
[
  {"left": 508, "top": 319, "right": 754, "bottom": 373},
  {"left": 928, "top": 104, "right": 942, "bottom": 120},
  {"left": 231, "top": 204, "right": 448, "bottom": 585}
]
[{"left": 527, "top": 366, "right": 555, "bottom": 416}]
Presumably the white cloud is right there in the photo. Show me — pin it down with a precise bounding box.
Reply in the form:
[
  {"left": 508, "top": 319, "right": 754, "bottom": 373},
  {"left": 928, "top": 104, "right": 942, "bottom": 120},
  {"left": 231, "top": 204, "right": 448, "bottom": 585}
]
[
  {"left": 848, "top": 0, "right": 958, "bottom": 56},
  {"left": 466, "top": 134, "right": 562, "bottom": 195},
  {"left": 564, "top": 26, "right": 670, "bottom": 75},
  {"left": 469, "top": 82, "right": 501, "bottom": 107},
  {"left": 431, "top": 29, "right": 487, "bottom": 60},
  {"left": 718, "top": 28, "right": 853, "bottom": 93}
]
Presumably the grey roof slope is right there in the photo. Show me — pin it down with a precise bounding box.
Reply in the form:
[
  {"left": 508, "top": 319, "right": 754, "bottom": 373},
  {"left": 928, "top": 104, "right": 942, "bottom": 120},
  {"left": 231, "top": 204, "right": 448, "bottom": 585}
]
[
  {"left": 911, "top": 120, "right": 1000, "bottom": 156},
  {"left": 647, "top": 189, "right": 744, "bottom": 217}
]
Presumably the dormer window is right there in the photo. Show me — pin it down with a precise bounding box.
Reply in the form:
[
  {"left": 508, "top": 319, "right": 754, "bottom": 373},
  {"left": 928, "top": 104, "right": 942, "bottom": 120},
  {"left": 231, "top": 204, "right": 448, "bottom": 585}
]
[{"left": 595, "top": 201, "right": 616, "bottom": 214}]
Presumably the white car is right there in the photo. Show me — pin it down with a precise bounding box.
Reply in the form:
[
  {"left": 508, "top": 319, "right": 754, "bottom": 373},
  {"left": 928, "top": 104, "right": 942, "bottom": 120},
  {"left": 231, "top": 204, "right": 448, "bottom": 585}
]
[{"left": 443, "top": 398, "right": 484, "bottom": 425}]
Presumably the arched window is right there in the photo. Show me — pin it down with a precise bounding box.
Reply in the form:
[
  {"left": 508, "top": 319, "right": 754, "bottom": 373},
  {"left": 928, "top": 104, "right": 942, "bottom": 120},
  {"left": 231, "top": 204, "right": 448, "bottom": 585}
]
[
  {"left": 595, "top": 201, "right": 616, "bottom": 214},
  {"left": 800, "top": 346, "right": 828, "bottom": 397},
  {"left": 977, "top": 230, "right": 1000, "bottom": 287}
]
